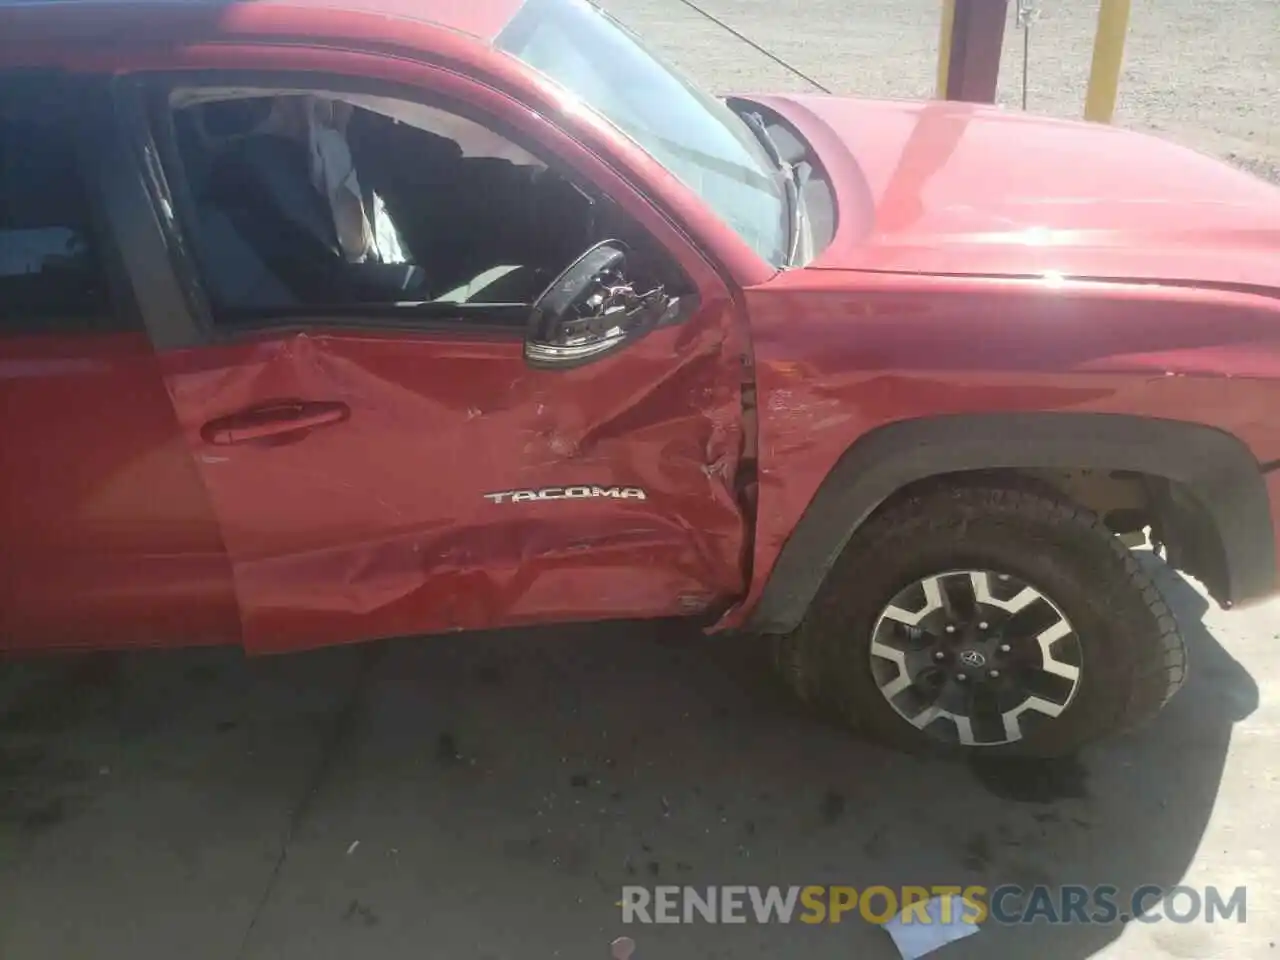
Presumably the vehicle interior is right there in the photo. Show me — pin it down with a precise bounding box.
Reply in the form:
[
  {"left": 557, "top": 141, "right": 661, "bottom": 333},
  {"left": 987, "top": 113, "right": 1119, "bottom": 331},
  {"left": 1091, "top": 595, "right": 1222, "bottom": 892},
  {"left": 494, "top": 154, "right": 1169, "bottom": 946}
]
[{"left": 158, "top": 88, "right": 689, "bottom": 318}]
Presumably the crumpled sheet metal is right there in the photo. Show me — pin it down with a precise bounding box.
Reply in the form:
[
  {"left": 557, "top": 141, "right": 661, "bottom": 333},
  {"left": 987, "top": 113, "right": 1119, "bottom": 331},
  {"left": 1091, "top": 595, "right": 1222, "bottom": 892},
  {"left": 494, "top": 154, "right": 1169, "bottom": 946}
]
[
  {"left": 718, "top": 273, "right": 1280, "bottom": 630},
  {"left": 162, "top": 301, "right": 747, "bottom": 653}
]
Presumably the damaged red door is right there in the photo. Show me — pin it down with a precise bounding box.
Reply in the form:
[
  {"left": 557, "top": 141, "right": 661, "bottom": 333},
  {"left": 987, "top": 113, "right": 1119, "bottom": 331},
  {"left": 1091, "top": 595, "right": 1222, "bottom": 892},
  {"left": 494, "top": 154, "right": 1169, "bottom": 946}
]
[
  {"left": 163, "top": 320, "right": 747, "bottom": 654},
  {"left": 134, "top": 71, "right": 749, "bottom": 655}
]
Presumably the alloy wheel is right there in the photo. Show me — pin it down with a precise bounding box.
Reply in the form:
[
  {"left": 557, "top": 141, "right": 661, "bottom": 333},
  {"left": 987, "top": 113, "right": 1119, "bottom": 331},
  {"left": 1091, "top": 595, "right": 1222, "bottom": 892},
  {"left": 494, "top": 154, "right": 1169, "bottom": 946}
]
[{"left": 867, "top": 569, "right": 1084, "bottom": 747}]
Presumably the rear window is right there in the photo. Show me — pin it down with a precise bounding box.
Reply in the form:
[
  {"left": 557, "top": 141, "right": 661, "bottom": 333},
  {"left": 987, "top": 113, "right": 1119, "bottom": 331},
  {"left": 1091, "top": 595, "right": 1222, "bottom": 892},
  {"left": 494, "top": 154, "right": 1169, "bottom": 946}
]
[{"left": 0, "top": 78, "right": 112, "bottom": 331}]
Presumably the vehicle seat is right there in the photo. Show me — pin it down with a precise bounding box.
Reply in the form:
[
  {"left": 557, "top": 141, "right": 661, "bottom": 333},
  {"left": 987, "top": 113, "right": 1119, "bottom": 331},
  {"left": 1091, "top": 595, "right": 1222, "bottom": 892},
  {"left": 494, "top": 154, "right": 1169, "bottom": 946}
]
[
  {"left": 208, "top": 131, "right": 360, "bottom": 301},
  {"left": 187, "top": 98, "right": 548, "bottom": 307},
  {"left": 172, "top": 110, "right": 299, "bottom": 310}
]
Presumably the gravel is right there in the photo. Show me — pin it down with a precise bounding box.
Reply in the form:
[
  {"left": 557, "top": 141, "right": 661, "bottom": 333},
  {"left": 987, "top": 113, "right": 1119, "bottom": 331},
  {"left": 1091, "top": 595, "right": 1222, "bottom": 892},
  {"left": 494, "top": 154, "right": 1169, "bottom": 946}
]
[{"left": 602, "top": 0, "right": 1280, "bottom": 182}]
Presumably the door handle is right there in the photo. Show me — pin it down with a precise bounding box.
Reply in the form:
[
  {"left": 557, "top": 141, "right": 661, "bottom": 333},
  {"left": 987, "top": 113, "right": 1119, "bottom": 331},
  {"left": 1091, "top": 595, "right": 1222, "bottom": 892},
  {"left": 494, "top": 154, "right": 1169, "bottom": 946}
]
[{"left": 201, "top": 400, "right": 350, "bottom": 446}]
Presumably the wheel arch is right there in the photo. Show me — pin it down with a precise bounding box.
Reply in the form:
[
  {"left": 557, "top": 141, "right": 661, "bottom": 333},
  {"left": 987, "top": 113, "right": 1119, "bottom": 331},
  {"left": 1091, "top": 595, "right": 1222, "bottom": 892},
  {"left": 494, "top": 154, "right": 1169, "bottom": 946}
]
[{"left": 747, "top": 412, "right": 1277, "bottom": 634}]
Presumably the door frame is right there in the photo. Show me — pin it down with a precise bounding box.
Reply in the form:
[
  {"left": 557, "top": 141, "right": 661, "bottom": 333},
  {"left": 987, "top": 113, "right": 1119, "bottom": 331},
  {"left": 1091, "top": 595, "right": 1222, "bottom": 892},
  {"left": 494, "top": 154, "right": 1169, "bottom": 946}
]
[{"left": 94, "top": 44, "right": 759, "bottom": 654}]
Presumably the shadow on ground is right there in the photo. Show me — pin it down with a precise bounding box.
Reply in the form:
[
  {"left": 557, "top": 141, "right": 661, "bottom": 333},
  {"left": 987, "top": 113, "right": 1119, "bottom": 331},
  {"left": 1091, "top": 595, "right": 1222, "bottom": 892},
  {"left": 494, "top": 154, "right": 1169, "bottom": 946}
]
[{"left": 0, "top": 554, "right": 1257, "bottom": 959}]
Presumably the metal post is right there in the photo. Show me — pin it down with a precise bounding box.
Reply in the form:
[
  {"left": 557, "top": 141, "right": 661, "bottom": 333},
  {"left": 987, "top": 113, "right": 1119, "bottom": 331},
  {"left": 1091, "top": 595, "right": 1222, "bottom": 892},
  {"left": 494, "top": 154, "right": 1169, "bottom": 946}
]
[
  {"left": 944, "top": 0, "right": 1010, "bottom": 103},
  {"left": 936, "top": 0, "right": 956, "bottom": 98},
  {"left": 1084, "top": 0, "right": 1131, "bottom": 123}
]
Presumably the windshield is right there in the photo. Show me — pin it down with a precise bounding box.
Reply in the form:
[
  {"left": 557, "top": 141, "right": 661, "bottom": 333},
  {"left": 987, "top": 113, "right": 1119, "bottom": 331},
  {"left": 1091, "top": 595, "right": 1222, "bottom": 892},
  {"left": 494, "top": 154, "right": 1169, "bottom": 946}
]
[{"left": 498, "top": 0, "right": 789, "bottom": 267}]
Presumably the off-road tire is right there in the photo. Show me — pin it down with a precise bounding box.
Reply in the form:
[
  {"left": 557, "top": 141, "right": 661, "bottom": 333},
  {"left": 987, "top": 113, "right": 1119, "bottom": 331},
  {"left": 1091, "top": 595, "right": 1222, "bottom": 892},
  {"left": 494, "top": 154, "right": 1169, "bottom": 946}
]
[{"left": 774, "top": 482, "right": 1187, "bottom": 758}]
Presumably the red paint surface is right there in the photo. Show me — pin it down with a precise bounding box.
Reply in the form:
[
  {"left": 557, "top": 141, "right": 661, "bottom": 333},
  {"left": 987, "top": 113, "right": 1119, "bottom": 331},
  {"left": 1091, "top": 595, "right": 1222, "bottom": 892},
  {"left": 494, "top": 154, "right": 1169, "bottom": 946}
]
[
  {"left": 752, "top": 95, "right": 1280, "bottom": 287},
  {"left": 160, "top": 310, "right": 747, "bottom": 654},
  {"left": 3, "top": 0, "right": 1280, "bottom": 654},
  {"left": 0, "top": 334, "right": 240, "bottom": 651},
  {"left": 717, "top": 95, "right": 1280, "bottom": 625},
  {"left": 723, "top": 270, "right": 1280, "bottom": 627}
]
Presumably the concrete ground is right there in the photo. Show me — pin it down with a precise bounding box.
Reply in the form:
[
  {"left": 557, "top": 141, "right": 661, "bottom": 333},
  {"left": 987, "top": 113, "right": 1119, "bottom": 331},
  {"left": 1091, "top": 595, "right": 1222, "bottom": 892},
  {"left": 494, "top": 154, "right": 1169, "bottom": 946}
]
[
  {"left": 1, "top": 554, "right": 1277, "bottom": 959},
  {"left": 3, "top": 3, "right": 1279, "bottom": 959}
]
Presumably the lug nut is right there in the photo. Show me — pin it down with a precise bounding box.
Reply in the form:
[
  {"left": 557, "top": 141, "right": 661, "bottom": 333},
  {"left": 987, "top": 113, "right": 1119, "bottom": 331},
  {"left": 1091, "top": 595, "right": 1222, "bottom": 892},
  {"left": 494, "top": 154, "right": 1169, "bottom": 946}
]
[
  {"left": 956, "top": 672, "right": 967, "bottom": 682},
  {"left": 988, "top": 669, "right": 1001, "bottom": 679},
  {"left": 978, "top": 621, "right": 989, "bottom": 630},
  {"left": 934, "top": 651, "right": 946, "bottom": 661},
  {"left": 999, "top": 644, "right": 1011, "bottom": 653},
  {"left": 945, "top": 625, "right": 956, "bottom": 634}
]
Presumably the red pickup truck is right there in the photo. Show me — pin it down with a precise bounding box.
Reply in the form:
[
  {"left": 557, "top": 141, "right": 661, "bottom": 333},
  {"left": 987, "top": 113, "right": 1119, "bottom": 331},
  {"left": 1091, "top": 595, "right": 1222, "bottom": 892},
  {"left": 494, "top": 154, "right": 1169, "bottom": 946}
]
[{"left": 2, "top": 0, "right": 1278, "bottom": 758}]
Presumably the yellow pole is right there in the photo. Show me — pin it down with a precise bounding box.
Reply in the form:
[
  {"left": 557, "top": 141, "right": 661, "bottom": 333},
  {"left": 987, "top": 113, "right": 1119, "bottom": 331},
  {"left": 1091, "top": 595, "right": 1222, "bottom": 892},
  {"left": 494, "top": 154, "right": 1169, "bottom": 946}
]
[
  {"left": 1084, "top": 0, "right": 1132, "bottom": 123},
  {"left": 936, "top": 0, "right": 956, "bottom": 98}
]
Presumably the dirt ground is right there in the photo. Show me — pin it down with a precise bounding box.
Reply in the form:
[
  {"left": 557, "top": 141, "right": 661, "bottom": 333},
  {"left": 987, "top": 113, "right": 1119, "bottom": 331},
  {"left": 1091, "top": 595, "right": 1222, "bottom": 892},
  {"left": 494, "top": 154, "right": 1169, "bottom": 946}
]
[{"left": 603, "top": 0, "right": 1280, "bottom": 181}]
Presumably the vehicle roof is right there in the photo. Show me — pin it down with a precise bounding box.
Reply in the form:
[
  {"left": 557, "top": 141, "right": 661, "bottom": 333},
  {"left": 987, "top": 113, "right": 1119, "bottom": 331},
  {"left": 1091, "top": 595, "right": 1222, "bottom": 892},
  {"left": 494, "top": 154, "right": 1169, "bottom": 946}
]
[{"left": 0, "top": 0, "right": 527, "bottom": 45}]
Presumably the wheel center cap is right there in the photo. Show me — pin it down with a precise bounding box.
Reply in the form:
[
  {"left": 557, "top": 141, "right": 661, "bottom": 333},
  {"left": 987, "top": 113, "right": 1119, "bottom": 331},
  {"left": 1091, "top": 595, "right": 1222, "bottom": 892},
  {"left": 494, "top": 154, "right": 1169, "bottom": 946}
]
[{"left": 958, "top": 649, "right": 987, "bottom": 668}]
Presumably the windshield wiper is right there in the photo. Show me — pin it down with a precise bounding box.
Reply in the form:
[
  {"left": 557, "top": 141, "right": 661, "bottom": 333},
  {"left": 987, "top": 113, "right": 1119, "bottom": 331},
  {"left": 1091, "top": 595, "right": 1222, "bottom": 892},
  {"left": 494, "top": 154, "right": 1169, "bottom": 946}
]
[{"left": 739, "top": 110, "right": 807, "bottom": 266}]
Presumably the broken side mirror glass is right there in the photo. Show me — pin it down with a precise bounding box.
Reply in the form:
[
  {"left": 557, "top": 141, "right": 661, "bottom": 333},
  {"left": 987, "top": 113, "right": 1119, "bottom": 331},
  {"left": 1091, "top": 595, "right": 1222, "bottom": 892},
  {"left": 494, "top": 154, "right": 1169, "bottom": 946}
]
[{"left": 524, "top": 240, "right": 677, "bottom": 369}]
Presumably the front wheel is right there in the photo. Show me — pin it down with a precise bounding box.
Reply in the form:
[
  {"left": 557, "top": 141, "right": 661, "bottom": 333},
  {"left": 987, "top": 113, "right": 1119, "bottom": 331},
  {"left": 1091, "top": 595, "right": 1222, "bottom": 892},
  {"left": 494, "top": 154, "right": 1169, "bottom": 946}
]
[{"left": 774, "top": 483, "right": 1187, "bottom": 758}]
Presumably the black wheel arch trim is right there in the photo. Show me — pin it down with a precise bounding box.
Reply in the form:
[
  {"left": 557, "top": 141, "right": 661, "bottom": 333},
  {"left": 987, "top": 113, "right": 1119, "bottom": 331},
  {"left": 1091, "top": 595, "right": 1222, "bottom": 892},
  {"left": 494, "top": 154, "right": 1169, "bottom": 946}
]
[{"left": 747, "top": 412, "right": 1277, "bottom": 634}]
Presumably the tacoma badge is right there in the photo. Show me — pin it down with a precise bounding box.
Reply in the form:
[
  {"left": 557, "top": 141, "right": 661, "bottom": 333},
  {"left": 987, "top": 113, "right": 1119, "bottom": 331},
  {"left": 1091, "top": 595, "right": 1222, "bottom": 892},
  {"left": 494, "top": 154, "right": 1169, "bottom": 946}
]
[{"left": 483, "top": 486, "right": 648, "bottom": 504}]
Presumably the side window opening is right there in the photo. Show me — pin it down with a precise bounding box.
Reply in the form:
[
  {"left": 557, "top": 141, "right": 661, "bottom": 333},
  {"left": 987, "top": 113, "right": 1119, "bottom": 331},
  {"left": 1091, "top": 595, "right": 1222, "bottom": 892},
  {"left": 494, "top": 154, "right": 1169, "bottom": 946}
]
[
  {"left": 159, "top": 86, "right": 690, "bottom": 326},
  {"left": 0, "top": 79, "right": 114, "bottom": 333}
]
